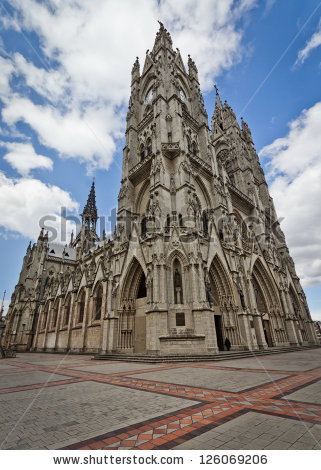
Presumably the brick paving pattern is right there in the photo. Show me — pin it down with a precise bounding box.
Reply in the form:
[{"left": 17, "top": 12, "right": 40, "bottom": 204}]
[{"left": 0, "top": 349, "right": 321, "bottom": 450}]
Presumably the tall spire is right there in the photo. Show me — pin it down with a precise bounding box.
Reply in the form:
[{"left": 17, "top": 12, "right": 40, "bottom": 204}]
[
  {"left": 152, "top": 21, "right": 173, "bottom": 54},
  {"left": 211, "top": 84, "right": 224, "bottom": 134},
  {"left": 214, "top": 84, "right": 223, "bottom": 110},
  {"left": 81, "top": 180, "right": 98, "bottom": 230},
  {"left": 241, "top": 117, "right": 253, "bottom": 144}
]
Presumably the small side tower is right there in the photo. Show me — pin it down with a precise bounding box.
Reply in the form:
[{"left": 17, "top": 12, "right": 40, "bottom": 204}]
[{"left": 72, "top": 181, "right": 100, "bottom": 256}]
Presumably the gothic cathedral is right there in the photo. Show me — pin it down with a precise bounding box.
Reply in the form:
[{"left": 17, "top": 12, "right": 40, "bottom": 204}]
[{"left": 3, "top": 24, "right": 317, "bottom": 355}]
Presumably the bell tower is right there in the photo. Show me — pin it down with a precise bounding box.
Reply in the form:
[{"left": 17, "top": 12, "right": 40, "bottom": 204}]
[
  {"left": 118, "top": 22, "right": 213, "bottom": 239},
  {"left": 114, "top": 22, "right": 225, "bottom": 355},
  {"left": 108, "top": 21, "right": 316, "bottom": 356}
]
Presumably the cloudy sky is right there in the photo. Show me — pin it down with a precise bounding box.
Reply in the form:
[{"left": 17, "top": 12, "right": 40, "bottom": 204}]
[{"left": 0, "top": 0, "right": 320, "bottom": 319}]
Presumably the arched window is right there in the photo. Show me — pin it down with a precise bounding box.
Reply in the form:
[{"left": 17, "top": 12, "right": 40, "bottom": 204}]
[
  {"left": 192, "top": 141, "right": 197, "bottom": 155},
  {"left": 219, "top": 229, "right": 224, "bottom": 241},
  {"left": 202, "top": 210, "right": 208, "bottom": 236},
  {"left": 140, "top": 144, "right": 145, "bottom": 161},
  {"left": 94, "top": 285, "right": 103, "bottom": 320},
  {"left": 64, "top": 295, "right": 71, "bottom": 326},
  {"left": 166, "top": 214, "right": 170, "bottom": 227},
  {"left": 52, "top": 300, "right": 59, "bottom": 328},
  {"left": 179, "top": 213, "right": 183, "bottom": 227},
  {"left": 141, "top": 216, "right": 147, "bottom": 236},
  {"left": 145, "top": 86, "right": 154, "bottom": 104},
  {"left": 253, "top": 278, "right": 267, "bottom": 314},
  {"left": 42, "top": 306, "right": 48, "bottom": 330},
  {"left": 173, "top": 259, "right": 184, "bottom": 304},
  {"left": 147, "top": 138, "right": 152, "bottom": 155},
  {"left": 78, "top": 290, "right": 85, "bottom": 323}
]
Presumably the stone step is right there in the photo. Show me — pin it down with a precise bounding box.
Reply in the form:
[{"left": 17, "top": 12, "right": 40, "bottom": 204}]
[{"left": 93, "top": 345, "right": 321, "bottom": 363}]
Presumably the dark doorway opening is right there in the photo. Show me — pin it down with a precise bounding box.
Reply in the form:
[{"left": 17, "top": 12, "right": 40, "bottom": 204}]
[
  {"left": 214, "top": 315, "right": 224, "bottom": 351},
  {"left": 263, "top": 320, "right": 273, "bottom": 347},
  {"left": 136, "top": 273, "right": 146, "bottom": 299}
]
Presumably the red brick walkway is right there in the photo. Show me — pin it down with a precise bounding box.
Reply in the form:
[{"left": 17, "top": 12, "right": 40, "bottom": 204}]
[{"left": 1, "top": 354, "right": 321, "bottom": 450}]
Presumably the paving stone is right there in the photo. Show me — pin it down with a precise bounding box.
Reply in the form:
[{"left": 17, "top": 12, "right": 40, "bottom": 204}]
[
  {"left": 1, "top": 350, "right": 321, "bottom": 450},
  {"left": 129, "top": 367, "right": 288, "bottom": 392},
  {"left": 285, "top": 380, "right": 321, "bottom": 405}
]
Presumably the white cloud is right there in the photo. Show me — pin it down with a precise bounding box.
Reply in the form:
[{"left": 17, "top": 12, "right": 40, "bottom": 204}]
[
  {"left": 263, "top": 0, "right": 276, "bottom": 16},
  {"left": 259, "top": 101, "right": 321, "bottom": 287},
  {"left": 295, "top": 18, "right": 321, "bottom": 65},
  {"left": 1, "top": 299, "right": 10, "bottom": 317},
  {"left": 0, "top": 171, "right": 79, "bottom": 241},
  {"left": 2, "top": 142, "right": 53, "bottom": 176},
  {"left": 158, "top": 0, "right": 256, "bottom": 89},
  {"left": 0, "top": 0, "right": 256, "bottom": 172},
  {"left": 13, "top": 53, "right": 68, "bottom": 103},
  {"left": 2, "top": 97, "right": 121, "bottom": 171},
  {"left": 0, "top": 56, "right": 14, "bottom": 98}
]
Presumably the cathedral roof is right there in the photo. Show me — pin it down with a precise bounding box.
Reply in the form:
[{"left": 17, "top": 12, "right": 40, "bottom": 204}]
[{"left": 48, "top": 243, "right": 76, "bottom": 260}]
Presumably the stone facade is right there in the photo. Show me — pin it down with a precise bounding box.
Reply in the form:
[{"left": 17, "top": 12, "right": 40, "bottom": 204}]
[{"left": 3, "top": 24, "right": 317, "bottom": 355}]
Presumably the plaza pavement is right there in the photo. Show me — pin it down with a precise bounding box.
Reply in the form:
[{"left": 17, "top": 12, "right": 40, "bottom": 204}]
[{"left": 0, "top": 349, "right": 321, "bottom": 450}]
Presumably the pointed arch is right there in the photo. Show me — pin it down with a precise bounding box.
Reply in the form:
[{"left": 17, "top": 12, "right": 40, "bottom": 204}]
[
  {"left": 167, "top": 249, "right": 188, "bottom": 268},
  {"left": 63, "top": 293, "right": 71, "bottom": 326},
  {"left": 252, "top": 258, "right": 280, "bottom": 310},
  {"left": 120, "top": 257, "right": 146, "bottom": 303},
  {"left": 134, "top": 179, "right": 150, "bottom": 214},
  {"left": 41, "top": 301, "right": 50, "bottom": 330},
  {"left": 209, "top": 254, "right": 234, "bottom": 304},
  {"left": 194, "top": 175, "right": 212, "bottom": 209},
  {"left": 93, "top": 282, "right": 103, "bottom": 321},
  {"left": 289, "top": 284, "right": 301, "bottom": 317},
  {"left": 176, "top": 74, "right": 189, "bottom": 96},
  {"left": 233, "top": 210, "right": 248, "bottom": 240},
  {"left": 173, "top": 258, "right": 184, "bottom": 304},
  {"left": 51, "top": 297, "right": 59, "bottom": 328},
  {"left": 77, "top": 288, "right": 86, "bottom": 323},
  {"left": 141, "top": 72, "right": 157, "bottom": 97}
]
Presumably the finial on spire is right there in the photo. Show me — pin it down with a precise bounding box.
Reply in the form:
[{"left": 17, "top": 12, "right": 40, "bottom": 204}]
[
  {"left": 131, "top": 56, "right": 140, "bottom": 78},
  {"left": 214, "top": 84, "right": 222, "bottom": 110},
  {"left": 153, "top": 20, "right": 173, "bottom": 51}
]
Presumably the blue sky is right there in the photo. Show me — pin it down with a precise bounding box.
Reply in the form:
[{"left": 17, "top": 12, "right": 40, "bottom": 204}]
[{"left": 0, "top": 0, "right": 321, "bottom": 319}]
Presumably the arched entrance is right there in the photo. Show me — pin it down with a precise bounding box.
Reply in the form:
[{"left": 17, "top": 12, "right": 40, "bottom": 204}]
[
  {"left": 209, "top": 255, "right": 237, "bottom": 351},
  {"left": 118, "top": 258, "right": 147, "bottom": 353},
  {"left": 252, "top": 260, "right": 279, "bottom": 347}
]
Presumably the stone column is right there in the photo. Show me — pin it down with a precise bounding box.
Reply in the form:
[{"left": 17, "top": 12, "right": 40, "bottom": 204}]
[
  {"left": 247, "top": 276, "right": 267, "bottom": 349},
  {"left": 253, "top": 315, "right": 268, "bottom": 349},
  {"left": 66, "top": 292, "right": 76, "bottom": 351},
  {"left": 81, "top": 288, "right": 90, "bottom": 351},
  {"left": 53, "top": 296, "right": 63, "bottom": 350},
  {"left": 33, "top": 309, "right": 41, "bottom": 350},
  {"left": 42, "top": 300, "right": 52, "bottom": 350},
  {"left": 98, "top": 281, "right": 108, "bottom": 351},
  {"left": 238, "top": 313, "right": 258, "bottom": 350},
  {"left": 285, "top": 318, "right": 299, "bottom": 345},
  {"left": 152, "top": 264, "right": 160, "bottom": 304}
]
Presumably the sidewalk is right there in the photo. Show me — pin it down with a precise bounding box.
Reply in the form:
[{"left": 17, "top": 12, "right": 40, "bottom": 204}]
[{"left": 0, "top": 349, "right": 321, "bottom": 450}]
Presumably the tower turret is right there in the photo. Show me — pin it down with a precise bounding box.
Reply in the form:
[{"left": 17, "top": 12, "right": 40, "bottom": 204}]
[
  {"left": 71, "top": 181, "right": 100, "bottom": 254},
  {"left": 81, "top": 180, "right": 98, "bottom": 231}
]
